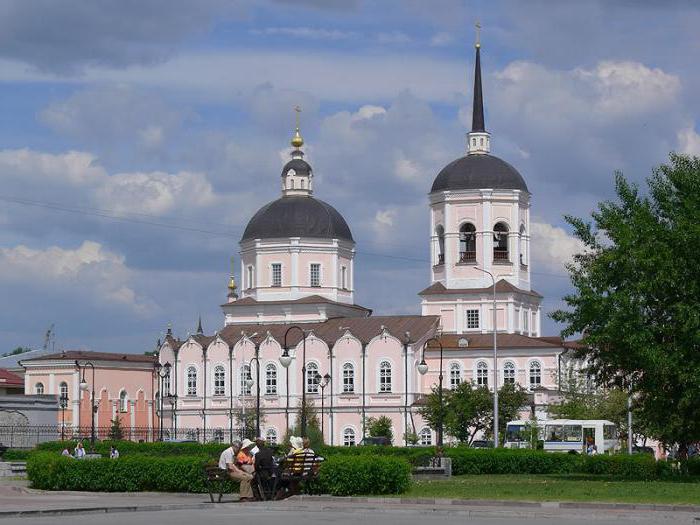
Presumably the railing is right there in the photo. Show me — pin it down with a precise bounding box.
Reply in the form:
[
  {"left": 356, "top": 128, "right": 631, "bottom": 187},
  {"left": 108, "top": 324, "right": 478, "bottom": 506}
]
[
  {"left": 436, "top": 253, "right": 445, "bottom": 265},
  {"left": 459, "top": 251, "right": 476, "bottom": 263},
  {"left": 0, "top": 425, "right": 250, "bottom": 448},
  {"left": 493, "top": 249, "right": 509, "bottom": 262}
]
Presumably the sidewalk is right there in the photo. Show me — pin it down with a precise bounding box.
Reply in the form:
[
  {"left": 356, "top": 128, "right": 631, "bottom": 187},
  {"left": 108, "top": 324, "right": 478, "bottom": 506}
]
[{"left": 1, "top": 482, "right": 698, "bottom": 521}]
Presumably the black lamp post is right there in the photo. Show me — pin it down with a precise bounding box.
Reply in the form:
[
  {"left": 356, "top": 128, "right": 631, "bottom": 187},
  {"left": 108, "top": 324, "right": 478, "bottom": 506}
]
[
  {"left": 417, "top": 337, "right": 444, "bottom": 447},
  {"left": 59, "top": 394, "right": 68, "bottom": 441},
  {"left": 280, "top": 326, "right": 308, "bottom": 436},
  {"left": 76, "top": 360, "right": 97, "bottom": 451},
  {"left": 246, "top": 345, "right": 261, "bottom": 439},
  {"left": 155, "top": 362, "right": 171, "bottom": 441},
  {"left": 319, "top": 373, "right": 331, "bottom": 441}
]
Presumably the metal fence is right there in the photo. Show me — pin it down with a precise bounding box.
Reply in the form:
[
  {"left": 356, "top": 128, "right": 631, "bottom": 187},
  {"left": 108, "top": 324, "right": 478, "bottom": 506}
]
[{"left": 0, "top": 425, "right": 253, "bottom": 449}]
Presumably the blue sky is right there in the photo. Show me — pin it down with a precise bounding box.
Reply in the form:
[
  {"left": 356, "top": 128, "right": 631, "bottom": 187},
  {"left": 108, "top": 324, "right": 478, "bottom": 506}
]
[{"left": 1, "top": 0, "right": 699, "bottom": 354}]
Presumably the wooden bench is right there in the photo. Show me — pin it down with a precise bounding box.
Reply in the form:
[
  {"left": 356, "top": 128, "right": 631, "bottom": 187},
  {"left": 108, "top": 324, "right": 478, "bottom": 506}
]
[
  {"left": 255, "top": 452, "right": 324, "bottom": 501},
  {"left": 203, "top": 465, "right": 229, "bottom": 503}
]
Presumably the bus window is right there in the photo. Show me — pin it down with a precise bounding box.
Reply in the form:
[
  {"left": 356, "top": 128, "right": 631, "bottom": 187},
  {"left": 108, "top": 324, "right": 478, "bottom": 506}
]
[
  {"left": 603, "top": 425, "right": 618, "bottom": 440},
  {"left": 506, "top": 424, "right": 525, "bottom": 442},
  {"left": 545, "top": 425, "right": 582, "bottom": 442}
]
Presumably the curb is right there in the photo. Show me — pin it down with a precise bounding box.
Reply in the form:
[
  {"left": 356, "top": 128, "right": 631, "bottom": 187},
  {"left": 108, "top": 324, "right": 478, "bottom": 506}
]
[
  {"left": 289, "top": 495, "right": 700, "bottom": 514},
  {"left": 0, "top": 503, "right": 213, "bottom": 519}
]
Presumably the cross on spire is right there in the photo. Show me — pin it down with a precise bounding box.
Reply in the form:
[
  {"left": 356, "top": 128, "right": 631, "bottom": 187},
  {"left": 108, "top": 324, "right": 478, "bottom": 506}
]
[{"left": 475, "top": 21, "right": 481, "bottom": 48}]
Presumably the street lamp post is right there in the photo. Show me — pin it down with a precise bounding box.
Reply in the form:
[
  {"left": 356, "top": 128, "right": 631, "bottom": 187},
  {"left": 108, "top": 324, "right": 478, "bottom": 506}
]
[
  {"left": 246, "top": 348, "right": 261, "bottom": 439},
  {"left": 475, "top": 266, "right": 499, "bottom": 448},
  {"left": 155, "top": 362, "right": 171, "bottom": 441},
  {"left": 59, "top": 394, "right": 68, "bottom": 441},
  {"left": 417, "top": 337, "right": 444, "bottom": 447},
  {"left": 76, "top": 360, "right": 96, "bottom": 451},
  {"left": 319, "top": 373, "right": 331, "bottom": 441},
  {"left": 280, "top": 326, "right": 308, "bottom": 436}
]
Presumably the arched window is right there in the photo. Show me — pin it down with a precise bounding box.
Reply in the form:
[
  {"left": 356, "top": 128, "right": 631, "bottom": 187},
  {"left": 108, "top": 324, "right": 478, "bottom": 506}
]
[
  {"left": 266, "top": 428, "right": 278, "bottom": 446},
  {"left": 343, "top": 427, "right": 356, "bottom": 446},
  {"left": 419, "top": 427, "right": 432, "bottom": 446},
  {"left": 529, "top": 362, "right": 542, "bottom": 388},
  {"left": 476, "top": 361, "right": 489, "bottom": 386},
  {"left": 519, "top": 224, "right": 527, "bottom": 266},
  {"left": 503, "top": 362, "right": 516, "bottom": 385},
  {"left": 162, "top": 369, "right": 170, "bottom": 396},
  {"left": 59, "top": 382, "right": 68, "bottom": 400},
  {"left": 306, "top": 362, "right": 320, "bottom": 394},
  {"left": 213, "top": 366, "right": 225, "bottom": 396},
  {"left": 342, "top": 363, "right": 355, "bottom": 393},
  {"left": 459, "top": 223, "right": 477, "bottom": 263},
  {"left": 435, "top": 225, "right": 445, "bottom": 265},
  {"left": 449, "top": 362, "right": 461, "bottom": 389},
  {"left": 493, "top": 222, "right": 509, "bottom": 262},
  {"left": 119, "top": 390, "right": 128, "bottom": 412},
  {"left": 186, "top": 367, "right": 197, "bottom": 396},
  {"left": 265, "top": 363, "right": 277, "bottom": 396},
  {"left": 240, "top": 364, "right": 252, "bottom": 396},
  {"left": 34, "top": 382, "right": 44, "bottom": 395},
  {"left": 379, "top": 361, "right": 392, "bottom": 393}
]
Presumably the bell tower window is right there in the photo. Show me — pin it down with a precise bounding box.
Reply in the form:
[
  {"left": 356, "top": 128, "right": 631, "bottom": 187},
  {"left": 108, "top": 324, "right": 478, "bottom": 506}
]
[
  {"left": 271, "top": 263, "right": 282, "bottom": 287},
  {"left": 310, "top": 263, "right": 321, "bottom": 287},
  {"left": 459, "top": 223, "right": 476, "bottom": 263},
  {"left": 493, "top": 222, "right": 509, "bottom": 262},
  {"left": 435, "top": 225, "right": 445, "bottom": 265}
]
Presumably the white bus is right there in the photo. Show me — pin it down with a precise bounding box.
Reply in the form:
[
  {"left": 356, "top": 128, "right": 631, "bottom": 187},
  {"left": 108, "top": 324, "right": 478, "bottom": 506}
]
[{"left": 505, "top": 419, "right": 620, "bottom": 454}]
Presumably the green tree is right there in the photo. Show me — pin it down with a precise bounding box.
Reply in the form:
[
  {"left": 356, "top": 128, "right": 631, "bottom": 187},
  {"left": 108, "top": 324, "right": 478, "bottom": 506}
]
[
  {"left": 486, "top": 383, "right": 529, "bottom": 445},
  {"left": 109, "top": 417, "right": 124, "bottom": 440},
  {"left": 233, "top": 400, "right": 266, "bottom": 440},
  {"left": 552, "top": 154, "right": 700, "bottom": 459},
  {"left": 2, "top": 346, "right": 31, "bottom": 357},
  {"left": 283, "top": 398, "right": 323, "bottom": 450},
  {"left": 367, "top": 415, "right": 393, "bottom": 443}
]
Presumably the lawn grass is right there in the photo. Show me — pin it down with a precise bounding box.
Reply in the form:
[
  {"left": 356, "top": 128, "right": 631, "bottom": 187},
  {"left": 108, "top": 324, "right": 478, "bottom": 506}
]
[{"left": 404, "top": 474, "right": 700, "bottom": 505}]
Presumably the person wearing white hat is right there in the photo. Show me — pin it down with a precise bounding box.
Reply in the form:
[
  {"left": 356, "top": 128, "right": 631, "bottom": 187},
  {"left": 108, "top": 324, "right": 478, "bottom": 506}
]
[{"left": 231, "top": 439, "right": 255, "bottom": 501}]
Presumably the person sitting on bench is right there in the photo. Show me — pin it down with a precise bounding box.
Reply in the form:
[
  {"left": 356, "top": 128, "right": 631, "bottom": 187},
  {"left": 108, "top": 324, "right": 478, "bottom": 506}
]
[{"left": 218, "top": 441, "right": 254, "bottom": 502}]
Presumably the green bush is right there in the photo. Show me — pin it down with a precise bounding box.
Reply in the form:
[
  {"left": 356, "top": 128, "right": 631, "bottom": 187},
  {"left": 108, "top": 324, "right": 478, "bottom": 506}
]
[
  {"left": 580, "top": 454, "right": 671, "bottom": 480},
  {"left": 27, "top": 452, "right": 412, "bottom": 496},
  {"left": 683, "top": 457, "right": 700, "bottom": 476},
  {"left": 314, "top": 456, "right": 411, "bottom": 496},
  {"left": 1, "top": 449, "right": 31, "bottom": 461},
  {"left": 34, "top": 440, "right": 228, "bottom": 458},
  {"left": 443, "top": 448, "right": 580, "bottom": 476}
]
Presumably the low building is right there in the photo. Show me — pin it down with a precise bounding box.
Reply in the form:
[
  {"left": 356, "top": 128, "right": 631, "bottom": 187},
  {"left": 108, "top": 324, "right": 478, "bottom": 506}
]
[{"left": 0, "top": 369, "right": 23, "bottom": 395}]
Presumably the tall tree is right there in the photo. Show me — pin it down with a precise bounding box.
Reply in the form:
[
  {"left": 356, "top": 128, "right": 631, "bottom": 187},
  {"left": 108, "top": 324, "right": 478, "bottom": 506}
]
[
  {"left": 552, "top": 154, "right": 700, "bottom": 458},
  {"left": 366, "top": 415, "right": 394, "bottom": 443},
  {"left": 486, "top": 383, "right": 529, "bottom": 445}
]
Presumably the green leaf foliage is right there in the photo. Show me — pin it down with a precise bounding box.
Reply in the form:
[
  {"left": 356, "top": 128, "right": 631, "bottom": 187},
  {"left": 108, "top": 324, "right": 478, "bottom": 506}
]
[
  {"left": 551, "top": 154, "right": 700, "bottom": 457},
  {"left": 366, "top": 415, "right": 394, "bottom": 443}
]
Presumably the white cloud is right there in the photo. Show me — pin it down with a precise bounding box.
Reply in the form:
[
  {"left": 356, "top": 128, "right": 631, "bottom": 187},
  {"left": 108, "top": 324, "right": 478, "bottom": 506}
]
[
  {"left": 677, "top": 126, "right": 700, "bottom": 156},
  {"left": 430, "top": 32, "right": 453, "bottom": 47},
  {"left": 530, "top": 221, "right": 584, "bottom": 274},
  {"left": 0, "top": 241, "right": 152, "bottom": 313},
  {"left": 375, "top": 209, "right": 396, "bottom": 228},
  {"left": 252, "top": 27, "right": 359, "bottom": 40},
  {"left": 393, "top": 152, "right": 422, "bottom": 183},
  {"left": 376, "top": 31, "right": 411, "bottom": 45}
]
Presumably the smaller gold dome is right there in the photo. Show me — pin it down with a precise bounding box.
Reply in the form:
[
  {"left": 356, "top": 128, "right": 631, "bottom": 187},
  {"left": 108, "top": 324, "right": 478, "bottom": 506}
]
[
  {"left": 228, "top": 275, "right": 237, "bottom": 291},
  {"left": 291, "top": 128, "right": 304, "bottom": 148}
]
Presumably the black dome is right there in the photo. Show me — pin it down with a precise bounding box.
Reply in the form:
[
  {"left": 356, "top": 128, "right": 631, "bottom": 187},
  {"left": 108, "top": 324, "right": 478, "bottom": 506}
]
[
  {"left": 281, "top": 158, "right": 311, "bottom": 177},
  {"left": 241, "top": 196, "right": 354, "bottom": 242},
  {"left": 431, "top": 154, "right": 528, "bottom": 193}
]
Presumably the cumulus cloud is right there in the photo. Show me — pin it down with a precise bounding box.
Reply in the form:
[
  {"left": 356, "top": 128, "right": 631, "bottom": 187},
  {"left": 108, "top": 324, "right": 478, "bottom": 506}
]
[
  {"left": 251, "top": 27, "right": 359, "bottom": 40},
  {"left": 430, "top": 32, "right": 454, "bottom": 47},
  {"left": 0, "top": 241, "right": 152, "bottom": 313},
  {"left": 678, "top": 126, "right": 700, "bottom": 156},
  {"left": 530, "top": 221, "right": 584, "bottom": 275}
]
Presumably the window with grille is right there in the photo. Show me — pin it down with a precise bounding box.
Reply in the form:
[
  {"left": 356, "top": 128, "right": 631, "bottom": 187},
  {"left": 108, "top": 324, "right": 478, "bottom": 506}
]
[
  {"left": 466, "top": 309, "right": 480, "bottom": 329},
  {"left": 59, "top": 382, "right": 68, "bottom": 399},
  {"left": 379, "top": 361, "right": 392, "bottom": 393},
  {"left": 343, "top": 428, "right": 356, "bottom": 446},
  {"left": 503, "top": 362, "right": 516, "bottom": 384},
  {"left": 476, "top": 361, "right": 488, "bottom": 386},
  {"left": 420, "top": 427, "right": 432, "bottom": 446},
  {"left": 265, "top": 363, "right": 277, "bottom": 395},
  {"left": 35, "top": 382, "right": 44, "bottom": 395},
  {"left": 187, "top": 367, "right": 197, "bottom": 396},
  {"left": 342, "top": 363, "right": 355, "bottom": 393},
  {"left": 240, "top": 364, "right": 252, "bottom": 395},
  {"left": 529, "top": 362, "right": 542, "bottom": 388},
  {"left": 266, "top": 428, "right": 278, "bottom": 446},
  {"left": 310, "top": 263, "right": 321, "bottom": 287},
  {"left": 449, "top": 362, "right": 461, "bottom": 388},
  {"left": 306, "top": 362, "right": 320, "bottom": 393},
  {"left": 271, "top": 263, "right": 282, "bottom": 287},
  {"left": 119, "top": 390, "right": 128, "bottom": 412},
  {"left": 214, "top": 366, "right": 225, "bottom": 396}
]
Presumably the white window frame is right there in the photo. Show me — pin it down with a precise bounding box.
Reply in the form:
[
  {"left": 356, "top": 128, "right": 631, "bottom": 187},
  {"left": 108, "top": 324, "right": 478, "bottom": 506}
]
[
  {"left": 247, "top": 265, "right": 254, "bottom": 290},
  {"left": 119, "top": 390, "right": 128, "bottom": 412},
  {"left": 213, "top": 365, "right": 226, "bottom": 396},
  {"left": 35, "top": 382, "right": 44, "bottom": 395},
  {"left": 529, "top": 360, "right": 542, "bottom": 389},
  {"left": 466, "top": 308, "right": 480, "bottom": 330},
  {"left": 503, "top": 361, "right": 516, "bottom": 385},
  {"left": 265, "top": 428, "right": 278, "bottom": 446},
  {"left": 419, "top": 427, "right": 432, "bottom": 446},
  {"left": 379, "top": 360, "right": 392, "bottom": 393},
  {"left": 342, "top": 362, "right": 355, "bottom": 393},
  {"left": 186, "top": 366, "right": 197, "bottom": 397},
  {"left": 341, "top": 266, "right": 347, "bottom": 290},
  {"left": 476, "top": 361, "right": 489, "bottom": 387},
  {"left": 449, "top": 362, "right": 461, "bottom": 389},
  {"left": 306, "top": 362, "right": 320, "bottom": 394},
  {"left": 59, "top": 381, "right": 69, "bottom": 399},
  {"left": 240, "top": 364, "right": 252, "bottom": 396},
  {"left": 271, "top": 263, "right": 282, "bottom": 288},
  {"left": 265, "top": 363, "right": 277, "bottom": 396},
  {"left": 343, "top": 427, "right": 356, "bottom": 446},
  {"left": 310, "top": 263, "right": 321, "bottom": 288}
]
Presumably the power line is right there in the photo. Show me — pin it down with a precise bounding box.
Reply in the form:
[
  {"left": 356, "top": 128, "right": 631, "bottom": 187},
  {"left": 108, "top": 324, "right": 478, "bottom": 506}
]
[{"left": 0, "top": 193, "right": 572, "bottom": 279}]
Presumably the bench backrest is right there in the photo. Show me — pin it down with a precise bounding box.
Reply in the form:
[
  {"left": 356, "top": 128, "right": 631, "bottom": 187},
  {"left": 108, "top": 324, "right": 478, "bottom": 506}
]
[{"left": 279, "top": 452, "right": 323, "bottom": 479}]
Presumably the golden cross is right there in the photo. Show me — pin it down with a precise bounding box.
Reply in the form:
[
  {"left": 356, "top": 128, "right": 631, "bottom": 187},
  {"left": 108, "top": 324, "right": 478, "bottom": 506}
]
[
  {"left": 475, "top": 21, "right": 481, "bottom": 47},
  {"left": 294, "top": 105, "right": 302, "bottom": 129},
  {"left": 230, "top": 255, "right": 235, "bottom": 275}
]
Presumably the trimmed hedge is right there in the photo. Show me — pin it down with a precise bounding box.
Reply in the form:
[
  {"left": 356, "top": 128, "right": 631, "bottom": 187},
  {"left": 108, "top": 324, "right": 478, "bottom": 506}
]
[
  {"left": 34, "top": 440, "right": 228, "bottom": 458},
  {"left": 1, "top": 449, "right": 32, "bottom": 461},
  {"left": 27, "top": 452, "right": 412, "bottom": 496}
]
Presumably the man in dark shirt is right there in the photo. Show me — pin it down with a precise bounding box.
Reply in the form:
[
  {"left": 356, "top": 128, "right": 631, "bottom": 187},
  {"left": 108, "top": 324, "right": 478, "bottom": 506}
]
[{"left": 254, "top": 437, "right": 275, "bottom": 499}]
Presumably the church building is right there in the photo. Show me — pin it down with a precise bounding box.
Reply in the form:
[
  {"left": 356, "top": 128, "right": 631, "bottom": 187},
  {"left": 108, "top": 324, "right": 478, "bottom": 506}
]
[{"left": 153, "top": 37, "right": 572, "bottom": 447}]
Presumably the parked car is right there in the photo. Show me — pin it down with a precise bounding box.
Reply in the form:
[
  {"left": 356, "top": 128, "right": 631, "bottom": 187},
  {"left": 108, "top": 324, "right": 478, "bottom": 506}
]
[{"left": 359, "top": 436, "right": 391, "bottom": 446}]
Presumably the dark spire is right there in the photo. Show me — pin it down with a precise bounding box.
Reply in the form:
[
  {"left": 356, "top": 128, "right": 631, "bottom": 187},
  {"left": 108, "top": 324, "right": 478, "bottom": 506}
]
[
  {"left": 196, "top": 315, "right": 203, "bottom": 335},
  {"left": 471, "top": 43, "right": 485, "bottom": 132}
]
